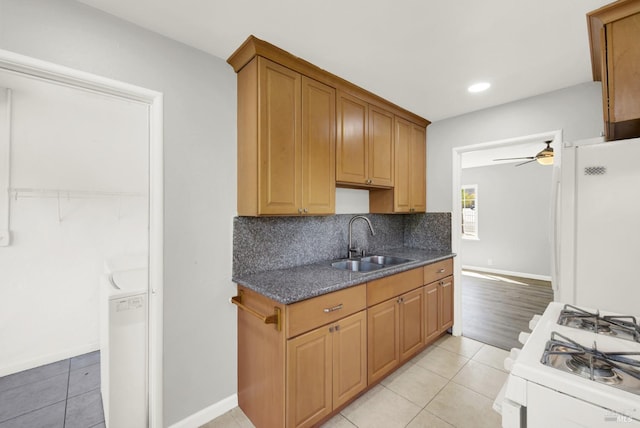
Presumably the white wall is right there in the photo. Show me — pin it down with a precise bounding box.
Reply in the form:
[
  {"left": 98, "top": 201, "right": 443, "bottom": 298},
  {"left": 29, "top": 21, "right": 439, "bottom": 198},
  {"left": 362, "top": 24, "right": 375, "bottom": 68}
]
[
  {"left": 427, "top": 82, "right": 604, "bottom": 212},
  {"left": 335, "top": 188, "right": 369, "bottom": 214},
  {"left": 0, "top": 73, "right": 148, "bottom": 375},
  {"left": 0, "top": 0, "right": 237, "bottom": 425},
  {"left": 460, "top": 162, "right": 552, "bottom": 277}
]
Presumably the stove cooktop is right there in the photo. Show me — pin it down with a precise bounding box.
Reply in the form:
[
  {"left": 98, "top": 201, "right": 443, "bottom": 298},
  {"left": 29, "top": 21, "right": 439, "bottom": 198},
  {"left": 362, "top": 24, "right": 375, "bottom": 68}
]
[{"left": 506, "top": 302, "right": 640, "bottom": 423}]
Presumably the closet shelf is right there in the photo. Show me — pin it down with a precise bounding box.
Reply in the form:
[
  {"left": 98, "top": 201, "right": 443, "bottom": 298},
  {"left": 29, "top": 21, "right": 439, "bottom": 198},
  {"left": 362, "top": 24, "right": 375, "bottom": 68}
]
[{"left": 10, "top": 188, "right": 146, "bottom": 200}]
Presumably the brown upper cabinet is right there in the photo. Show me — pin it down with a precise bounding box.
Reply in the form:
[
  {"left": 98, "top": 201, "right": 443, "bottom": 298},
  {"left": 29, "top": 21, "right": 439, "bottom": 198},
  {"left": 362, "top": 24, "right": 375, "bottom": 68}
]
[
  {"left": 228, "top": 36, "right": 429, "bottom": 216},
  {"left": 588, "top": 0, "right": 640, "bottom": 141},
  {"left": 370, "top": 118, "right": 426, "bottom": 213},
  {"left": 336, "top": 92, "right": 395, "bottom": 188},
  {"left": 235, "top": 56, "right": 335, "bottom": 216}
]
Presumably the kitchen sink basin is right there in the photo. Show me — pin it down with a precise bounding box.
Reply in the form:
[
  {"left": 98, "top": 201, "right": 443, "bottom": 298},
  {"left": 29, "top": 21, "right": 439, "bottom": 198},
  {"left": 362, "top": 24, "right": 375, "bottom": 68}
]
[
  {"left": 330, "top": 255, "right": 414, "bottom": 272},
  {"left": 331, "top": 260, "right": 384, "bottom": 272},
  {"left": 361, "top": 255, "right": 414, "bottom": 266}
]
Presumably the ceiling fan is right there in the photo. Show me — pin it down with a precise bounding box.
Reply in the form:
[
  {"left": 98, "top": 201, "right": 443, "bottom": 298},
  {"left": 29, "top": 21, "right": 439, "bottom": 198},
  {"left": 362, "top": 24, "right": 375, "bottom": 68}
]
[{"left": 493, "top": 140, "right": 554, "bottom": 166}]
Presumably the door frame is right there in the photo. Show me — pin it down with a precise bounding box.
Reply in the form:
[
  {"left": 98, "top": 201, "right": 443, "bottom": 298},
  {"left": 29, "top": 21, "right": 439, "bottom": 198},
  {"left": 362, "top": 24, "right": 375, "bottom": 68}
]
[
  {"left": 450, "top": 129, "right": 562, "bottom": 336},
  {"left": 0, "top": 49, "right": 164, "bottom": 427}
]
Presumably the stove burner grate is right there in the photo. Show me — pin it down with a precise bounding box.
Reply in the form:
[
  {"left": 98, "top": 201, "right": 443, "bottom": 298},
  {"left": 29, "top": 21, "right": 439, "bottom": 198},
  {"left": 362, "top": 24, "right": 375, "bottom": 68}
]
[
  {"left": 566, "top": 353, "right": 622, "bottom": 384},
  {"left": 541, "top": 332, "right": 640, "bottom": 395},
  {"left": 580, "top": 318, "right": 613, "bottom": 334},
  {"left": 558, "top": 304, "right": 640, "bottom": 342}
]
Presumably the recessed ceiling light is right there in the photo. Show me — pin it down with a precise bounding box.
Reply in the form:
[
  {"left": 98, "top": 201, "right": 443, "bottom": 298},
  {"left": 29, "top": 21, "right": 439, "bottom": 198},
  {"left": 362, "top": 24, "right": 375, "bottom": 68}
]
[{"left": 468, "top": 82, "right": 491, "bottom": 93}]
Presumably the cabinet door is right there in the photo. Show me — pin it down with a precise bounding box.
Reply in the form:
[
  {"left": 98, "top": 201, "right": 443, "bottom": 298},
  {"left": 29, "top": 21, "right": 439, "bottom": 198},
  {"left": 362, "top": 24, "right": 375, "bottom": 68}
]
[
  {"left": 399, "top": 288, "right": 425, "bottom": 361},
  {"left": 424, "top": 282, "right": 439, "bottom": 343},
  {"left": 336, "top": 92, "right": 368, "bottom": 185},
  {"left": 410, "top": 125, "right": 426, "bottom": 212},
  {"left": 332, "top": 311, "right": 367, "bottom": 409},
  {"left": 439, "top": 276, "right": 454, "bottom": 332},
  {"left": 393, "top": 117, "right": 412, "bottom": 212},
  {"left": 368, "top": 106, "right": 394, "bottom": 187},
  {"left": 607, "top": 13, "right": 640, "bottom": 125},
  {"left": 286, "top": 326, "right": 332, "bottom": 428},
  {"left": 301, "top": 77, "right": 335, "bottom": 215},
  {"left": 367, "top": 298, "right": 400, "bottom": 384},
  {"left": 258, "top": 58, "right": 302, "bottom": 215}
]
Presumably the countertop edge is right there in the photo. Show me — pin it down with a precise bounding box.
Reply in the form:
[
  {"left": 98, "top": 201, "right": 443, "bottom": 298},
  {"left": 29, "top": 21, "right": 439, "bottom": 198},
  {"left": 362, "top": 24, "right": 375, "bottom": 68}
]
[{"left": 232, "top": 251, "right": 456, "bottom": 305}]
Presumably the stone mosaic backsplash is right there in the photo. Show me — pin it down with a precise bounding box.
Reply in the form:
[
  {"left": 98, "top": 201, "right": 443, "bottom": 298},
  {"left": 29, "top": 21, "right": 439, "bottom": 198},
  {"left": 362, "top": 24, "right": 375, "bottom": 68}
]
[
  {"left": 233, "top": 212, "right": 451, "bottom": 277},
  {"left": 404, "top": 212, "right": 451, "bottom": 251}
]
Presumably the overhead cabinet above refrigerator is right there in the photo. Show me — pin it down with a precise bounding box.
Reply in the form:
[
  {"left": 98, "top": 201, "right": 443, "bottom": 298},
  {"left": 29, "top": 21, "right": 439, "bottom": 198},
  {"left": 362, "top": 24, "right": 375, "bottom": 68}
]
[{"left": 588, "top": 0, "right": 640, "bottom": 141}]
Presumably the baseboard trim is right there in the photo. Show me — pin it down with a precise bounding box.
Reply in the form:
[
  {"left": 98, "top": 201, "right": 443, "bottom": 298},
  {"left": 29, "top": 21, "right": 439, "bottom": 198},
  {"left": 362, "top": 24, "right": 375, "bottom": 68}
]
[
  {"left": 168, "top": 394, "right": 238, "bottom": 428},
  {"left": 462, "top": 265, "right": 552, "bottom": 282},
  {"left": 0, "top": 343, "right": 99, "bottom": 377}
]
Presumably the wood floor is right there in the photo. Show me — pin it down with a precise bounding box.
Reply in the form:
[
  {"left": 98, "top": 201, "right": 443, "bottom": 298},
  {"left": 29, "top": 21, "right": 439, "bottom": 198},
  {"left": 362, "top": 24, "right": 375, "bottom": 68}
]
[{"left": 461, "top": 270, "right": 554, "bottom": 350}]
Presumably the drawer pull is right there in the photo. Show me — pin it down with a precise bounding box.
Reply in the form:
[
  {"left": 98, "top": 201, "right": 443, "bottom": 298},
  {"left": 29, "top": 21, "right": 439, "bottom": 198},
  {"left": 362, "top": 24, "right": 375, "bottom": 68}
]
[
  {"left": 323, "top": 304, "right": 343, "bottom": 313},
  {"left": 231, "top": 292, "right": 282, "bottom": 331},
  {"left": 438, "top": 268, "right": 446, "bottom": 273}
]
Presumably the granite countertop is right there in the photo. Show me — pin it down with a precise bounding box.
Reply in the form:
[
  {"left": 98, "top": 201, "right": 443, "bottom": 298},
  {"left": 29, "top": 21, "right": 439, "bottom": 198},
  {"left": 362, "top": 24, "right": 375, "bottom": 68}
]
[{"left": 232, "top": 247, "right": 455, "bottom": 304}]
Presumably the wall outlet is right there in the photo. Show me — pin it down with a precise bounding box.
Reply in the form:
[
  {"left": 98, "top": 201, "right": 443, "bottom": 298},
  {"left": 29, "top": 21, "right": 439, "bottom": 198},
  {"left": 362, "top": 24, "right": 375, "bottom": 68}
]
[{"left": 487, "top": 258, "right": 493, "bottom": 266}]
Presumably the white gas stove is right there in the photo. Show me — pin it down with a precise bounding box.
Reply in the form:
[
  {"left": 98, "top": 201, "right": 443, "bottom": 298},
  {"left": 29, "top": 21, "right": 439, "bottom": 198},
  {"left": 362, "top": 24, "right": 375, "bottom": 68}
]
[{"left": 496, "top": 302, "right": 640, "bottom": 428}]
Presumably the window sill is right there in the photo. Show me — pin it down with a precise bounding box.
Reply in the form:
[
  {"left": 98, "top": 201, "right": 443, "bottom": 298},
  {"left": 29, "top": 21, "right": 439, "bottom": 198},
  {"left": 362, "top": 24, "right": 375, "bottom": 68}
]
[{"left": 462, "top": 235, "right": 479, "bottom": 241}]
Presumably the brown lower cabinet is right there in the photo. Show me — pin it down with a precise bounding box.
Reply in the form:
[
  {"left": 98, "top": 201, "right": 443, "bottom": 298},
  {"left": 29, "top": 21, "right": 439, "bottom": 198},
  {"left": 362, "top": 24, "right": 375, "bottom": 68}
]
[
  {"left": 425, "top": 275, "right": 454, "bottom": 343},
  {"left": 367, "top": 287, "right": 425, "bottom": 384},
  {"left": 235, "top": 258, "right": 454, "bottom": 428},
  {"left": 286, "top": 310, "right": 367, "bottom": 428}
]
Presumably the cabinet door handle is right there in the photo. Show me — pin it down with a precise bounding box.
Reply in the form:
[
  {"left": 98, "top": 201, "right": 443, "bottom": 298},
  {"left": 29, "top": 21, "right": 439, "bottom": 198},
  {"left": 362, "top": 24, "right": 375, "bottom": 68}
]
[
  {"left": 441, "top": 281, "right": 451, "bottom": 288},
  {"left": 298, "top": 208, "right": 303, "bottom": 214},
  {"left": 335, "top": 324, "right": 340, "bottom": 331},
  {"left": 397, "top": 297, "right": 404, "bottom": 303},
  {"left": 323, "top": 304, "right": 343, "bottom": 313},
  {"left": 438, "top": 268, "right": 446, "bottom": 273},
  {"left": 329, "top": 326, "right": 335, "bottom": 333},
  {"left": 303, "top": 208, "right": 308, "bottom": 213}
]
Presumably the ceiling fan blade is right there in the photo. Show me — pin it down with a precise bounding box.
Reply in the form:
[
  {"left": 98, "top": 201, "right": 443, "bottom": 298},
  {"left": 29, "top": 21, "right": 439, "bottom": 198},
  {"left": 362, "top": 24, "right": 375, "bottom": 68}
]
[
  {"left": 515, "top": 159, "right": 537, "bottom": 167},
  {"left": 493, "top": 156, "right": 536, "bottom": 161}
]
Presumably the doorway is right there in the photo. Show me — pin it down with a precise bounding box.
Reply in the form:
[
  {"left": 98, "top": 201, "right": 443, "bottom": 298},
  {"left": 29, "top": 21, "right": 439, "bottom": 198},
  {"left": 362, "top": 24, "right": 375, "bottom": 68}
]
[
  {"left": 451, "top": 131, "right": 561, "bottom": 349},
  {"left": 0, "top": 50, "right": 163, "bottom": 426}
]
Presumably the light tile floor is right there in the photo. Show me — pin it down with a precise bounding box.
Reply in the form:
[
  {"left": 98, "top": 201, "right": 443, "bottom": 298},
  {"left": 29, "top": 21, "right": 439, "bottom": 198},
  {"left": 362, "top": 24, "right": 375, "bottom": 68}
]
[{"left": 202, "top": 335, "right": 508, "bottom": 428}]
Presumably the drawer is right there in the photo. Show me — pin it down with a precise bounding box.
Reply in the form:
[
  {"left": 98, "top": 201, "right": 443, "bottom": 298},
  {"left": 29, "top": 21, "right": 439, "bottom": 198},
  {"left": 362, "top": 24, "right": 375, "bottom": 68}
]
[
  {"left": 423, "top": 258, "right": 453, "bottom": 285},
  {"left": 285, "top": 284, "right": 366, "bottom": 338},
  {"left": 367, "top": 268, "right": 423, "bottom": 307}
]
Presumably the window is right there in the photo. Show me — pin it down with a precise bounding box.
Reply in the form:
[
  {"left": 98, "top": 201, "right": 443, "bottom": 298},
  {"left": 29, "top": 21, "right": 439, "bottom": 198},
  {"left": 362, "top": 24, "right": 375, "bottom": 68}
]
[{"left": 461, "top": 184, "right": 478, "bottom": 239}]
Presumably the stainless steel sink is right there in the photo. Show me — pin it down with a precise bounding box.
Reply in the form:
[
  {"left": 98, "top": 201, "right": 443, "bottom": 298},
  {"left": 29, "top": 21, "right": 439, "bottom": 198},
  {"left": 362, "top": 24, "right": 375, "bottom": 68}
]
[
  {"left": 330, "top": 255, "right": 414, "bottom": 272},
  {"left": 331, "top": 260, "right": 384, "bottom": 272},
  {"left": 361, "top": 255, "right": 414, "bottom": 266}
]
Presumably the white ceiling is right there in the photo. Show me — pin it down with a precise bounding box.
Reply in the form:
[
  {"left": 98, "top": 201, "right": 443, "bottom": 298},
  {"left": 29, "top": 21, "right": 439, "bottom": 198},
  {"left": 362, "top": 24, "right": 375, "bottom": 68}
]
[{"left": 77, "top": 0, "right": 610, "bottom": 122}]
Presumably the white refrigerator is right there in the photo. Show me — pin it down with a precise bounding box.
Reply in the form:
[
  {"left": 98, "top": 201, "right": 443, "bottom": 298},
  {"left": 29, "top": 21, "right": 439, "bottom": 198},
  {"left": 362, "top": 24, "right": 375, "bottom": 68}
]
[{"left": 556, "top": 136, "right": 640, "bottom": 317}]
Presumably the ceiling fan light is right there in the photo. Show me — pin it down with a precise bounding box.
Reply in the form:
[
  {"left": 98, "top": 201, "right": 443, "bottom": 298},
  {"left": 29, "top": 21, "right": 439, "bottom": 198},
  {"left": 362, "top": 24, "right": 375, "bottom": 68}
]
[{"left": 537, "top": 156, "right": 554, "bottom": 166}]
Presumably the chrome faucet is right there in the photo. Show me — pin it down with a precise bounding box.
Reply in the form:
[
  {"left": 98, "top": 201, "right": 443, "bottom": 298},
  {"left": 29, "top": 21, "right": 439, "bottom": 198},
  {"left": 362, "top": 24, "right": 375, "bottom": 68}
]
[{"left": 348, "top": 215, "right": 375, "bottom": 259}]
